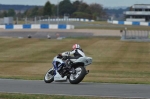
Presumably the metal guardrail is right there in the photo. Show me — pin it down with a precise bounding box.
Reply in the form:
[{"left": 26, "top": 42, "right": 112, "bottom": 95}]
[
  {"left": 124, "top": 11, "right": 150, "bottom": 15},
  {"left": 121, "top": 29, "right": 150, "bottom": 41}
]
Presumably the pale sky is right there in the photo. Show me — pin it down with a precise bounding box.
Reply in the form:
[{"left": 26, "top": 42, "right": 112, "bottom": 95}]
[{"left": 0, "top": 0, "right": 150, "bottom": 7}]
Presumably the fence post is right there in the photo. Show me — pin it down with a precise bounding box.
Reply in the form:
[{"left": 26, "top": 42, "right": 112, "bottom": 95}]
[
  {"left": 34, "top": 17, "right": 37, "bottom": 24},
  {"left": 124, "top": 27, "right": 127, "bottom": 39},
  {"left": 149, "top": 31, "right": 150, "bottom": 39},
  {"left": 25, "top": 17, "right": 27, "bottom": 24}
]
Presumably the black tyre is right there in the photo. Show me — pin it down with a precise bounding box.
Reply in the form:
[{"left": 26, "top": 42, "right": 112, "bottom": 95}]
[
  {"left": 69, "top": 66, "right": 86, "bottom": 84},
  {"left": 44, "top": 68, "right": 55, "bottom": 83}
]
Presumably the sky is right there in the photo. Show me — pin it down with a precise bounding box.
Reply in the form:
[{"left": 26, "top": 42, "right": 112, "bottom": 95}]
[{"left": 0, "top": 0, "right": 150, "bottom": 7}]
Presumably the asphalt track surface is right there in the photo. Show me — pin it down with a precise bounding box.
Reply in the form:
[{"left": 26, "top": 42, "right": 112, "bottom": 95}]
[
  {"left": 0, "top": 79, "right": 150, "bottom": 98},
  {"left": 0, "top": 29, "right": 121, "bottom": 40},
  {"left": 0, "top": 30, "right": 93, "bottom": 39}
]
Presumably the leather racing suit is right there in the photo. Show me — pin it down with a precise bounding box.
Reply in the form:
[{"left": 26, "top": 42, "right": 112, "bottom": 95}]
[{"left": 61, "top": 48, "right": 85, "bottom": 66}]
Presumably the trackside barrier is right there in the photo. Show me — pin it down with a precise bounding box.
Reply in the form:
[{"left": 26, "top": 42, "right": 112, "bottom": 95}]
[
  {"left": 140, "top": 22, "right": 148, "bottom": 26},
  {"left": 0, "top": 24, "right": 74, "bottom": 29},
  {"left": 124, "top": 21, "right": 132, "bottom": 25},
  {"left": 40, "top": 24, "right": 49, "bottom": 29},
  {"left": 108, "top": 20, "right": 150, "bottom": 26},
  {"left": 120, "top": 29, "right": 150, "bottom": 42},
  {"left": 132, "top": 22, "right": 140, "bottom": 25},
  {"left": 23, "top": 24, "right": 31, "bottom": 29},
  {"left": 40, "top": 18, "right": 95, "bottom": 22},
  {"left": 58, "top": 24, "right": 67, "bottom": 29},
  {"left": 118, "top": 21, "right": 124, "bottom": 25},
  {"left": 0, "top": 25, "right": 5, "bottom": 29},
  {"left": 6, "top": 24, "right": 13, "bottom": 29}
]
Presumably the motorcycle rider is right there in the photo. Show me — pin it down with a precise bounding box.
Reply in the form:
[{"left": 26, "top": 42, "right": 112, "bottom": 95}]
[{"left": 57, "top": 44, "right": 85, "bottom": 68}]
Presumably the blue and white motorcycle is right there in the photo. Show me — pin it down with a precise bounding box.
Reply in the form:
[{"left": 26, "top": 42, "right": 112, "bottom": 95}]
[{"left": 44, "top": 52, "right": 92, "bottom": 84}]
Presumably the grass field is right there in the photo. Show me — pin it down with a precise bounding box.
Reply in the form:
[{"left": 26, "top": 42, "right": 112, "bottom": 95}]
[
  {"left": 0, "top": 93, "right": 125, "bottom": 99},
  {"left": 76, "top": 21, "right": 150, "bottom": 30},
  {"left": 59, "top": 20, "right": 149, "bottom": 30},
  {"left": 0, "top": 37, "right": 150, "bottom": 84}
]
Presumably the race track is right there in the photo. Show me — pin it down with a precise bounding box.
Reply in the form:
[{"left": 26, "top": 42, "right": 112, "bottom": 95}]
[
  {"left": 1, "top": 29, "right": 148, "bottom": 98},
  {"left": 0, "top": 29, "right": 121, "bottom": 39},
  {"left": 0, "top": 31, "right": 93, "bottom": 39},
  {"left": 0, "top": 79, "right": 150, "bottom": 98}
]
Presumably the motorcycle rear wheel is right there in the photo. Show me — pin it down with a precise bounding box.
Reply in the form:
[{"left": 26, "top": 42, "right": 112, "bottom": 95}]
[
  {"left": 69, "top": 66, "right": 86, "bottom": 84},
  {"left": 44, "top": 69, "right": 55, "bottom": 83}
]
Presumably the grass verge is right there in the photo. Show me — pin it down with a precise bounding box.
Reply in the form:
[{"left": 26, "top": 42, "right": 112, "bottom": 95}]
[
  {"left": 0, "top": 37, "right": 150, "bottom": 84},
  {"left": 75, "top": 21, "right": 150, "bottom": 30},
  {"left": 0, "top": 93, "right": 132, "bottom": 99}
]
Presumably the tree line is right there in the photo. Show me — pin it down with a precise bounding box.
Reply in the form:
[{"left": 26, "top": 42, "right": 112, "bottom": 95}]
[{"left": 0, "top": 0, "right": 106, "bottom": 20}]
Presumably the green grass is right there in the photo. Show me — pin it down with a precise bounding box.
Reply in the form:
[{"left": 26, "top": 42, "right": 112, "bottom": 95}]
[
  {"left": 75, "top": 21, "right": 150, "bottom": 30},
  {"left": 75, "top": 26, "right": 150, "bottom": 30},
  {"left": 0, "top": 37, "right": 150, "bottom": 84},
  {"left": 0, "top": 93, "right": 133, "bottom": 99}
]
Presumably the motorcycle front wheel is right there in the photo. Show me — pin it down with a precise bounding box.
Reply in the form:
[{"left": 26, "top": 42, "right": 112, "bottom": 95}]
[
  {"left": 44, "top": 68, "right": 55, "bottom": 83},
  {"left": 69, "top": 66, "right": 86, "bottom": 84}
]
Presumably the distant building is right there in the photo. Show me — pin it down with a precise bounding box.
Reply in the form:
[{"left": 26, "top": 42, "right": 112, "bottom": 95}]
[{"left": 124, "top": 4, "right": 150, "bottom": 22}]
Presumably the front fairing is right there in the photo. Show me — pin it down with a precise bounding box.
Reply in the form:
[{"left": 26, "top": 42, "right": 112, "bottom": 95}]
[
  {"left": 53, "top": 56, "right": 64, "bottom": 64},
  {"left": 52, "top": 56, "right": 65, "bottom": 70},
  {"left": 72, "top": 57, "right": 92, "bottom": 66},
  {"left": 52, "top": 56, "right": 67, "bottom": 81}
]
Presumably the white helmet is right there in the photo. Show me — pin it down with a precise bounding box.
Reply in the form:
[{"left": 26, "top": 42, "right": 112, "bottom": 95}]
[{"left": 72, "top": 44, "right": 80, "bottom": 50}]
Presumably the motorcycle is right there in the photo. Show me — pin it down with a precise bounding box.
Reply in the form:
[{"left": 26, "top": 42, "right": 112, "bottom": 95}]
[{"left": 44, "top": 52, "right": 92, "bottom": 84}]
